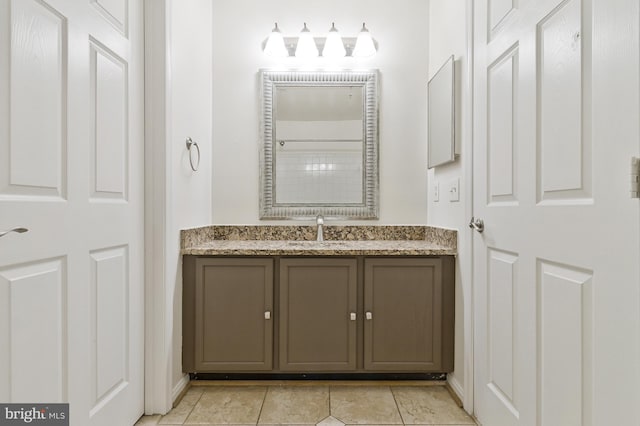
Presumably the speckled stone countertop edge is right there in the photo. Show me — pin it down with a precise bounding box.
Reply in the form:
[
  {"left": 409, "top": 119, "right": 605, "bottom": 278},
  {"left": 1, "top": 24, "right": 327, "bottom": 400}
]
[
  {"left": 180, "top": 225, "right": 457, "bottom": 255},
  {"left": 182, "top": 248, "right": 457, "bottom": 256}
]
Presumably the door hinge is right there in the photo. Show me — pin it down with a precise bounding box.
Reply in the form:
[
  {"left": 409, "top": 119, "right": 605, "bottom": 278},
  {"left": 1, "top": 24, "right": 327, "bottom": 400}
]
[{"left": 632, "top": 157, "right": 640, "bottom": 198}]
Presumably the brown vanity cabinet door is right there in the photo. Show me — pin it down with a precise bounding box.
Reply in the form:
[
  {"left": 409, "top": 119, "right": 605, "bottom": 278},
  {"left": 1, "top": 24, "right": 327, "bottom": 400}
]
[
  {"left": 279, "top": 258, "right": 358, "bottom": 371},
  {"left": 364, "top": 257, "right": 452, "bottom": 371},
  {"left": 194, "top": 258, "right": 274, "bottom": 371}
]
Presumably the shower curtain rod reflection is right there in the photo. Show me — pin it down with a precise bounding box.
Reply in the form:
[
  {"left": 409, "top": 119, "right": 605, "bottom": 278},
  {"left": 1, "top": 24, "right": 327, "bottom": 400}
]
[{"left": 277, "top": 138, "right": 363, "bottom": 146}]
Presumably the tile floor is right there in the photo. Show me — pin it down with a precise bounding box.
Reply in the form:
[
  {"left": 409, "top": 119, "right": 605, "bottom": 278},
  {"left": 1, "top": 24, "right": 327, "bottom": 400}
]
[{"left": 135, "top": 383, "right": 476, "bottom": 425}]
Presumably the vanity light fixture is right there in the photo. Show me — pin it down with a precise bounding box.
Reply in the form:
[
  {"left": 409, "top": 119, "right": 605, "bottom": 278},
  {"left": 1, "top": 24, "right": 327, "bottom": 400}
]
[
  {"left": 262, "top": 23, "right": 377, "bottom": 58},
  {"left": 294, "top": 23, "right": 319, "bottom": 58},
  {"left": 352, "top": 23, "right": 377, "bottom": 58},
  {"left": 322, "top": 22, "right": 346, "bottom": 58},
  {"left": 263, "top": 23, "right": 289, "bottom": 58}
]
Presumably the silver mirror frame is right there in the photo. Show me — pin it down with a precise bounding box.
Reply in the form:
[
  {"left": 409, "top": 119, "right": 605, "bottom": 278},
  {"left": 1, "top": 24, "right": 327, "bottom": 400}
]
[{"left": 259, "top": 70, "right": 380, "bottom": 219}]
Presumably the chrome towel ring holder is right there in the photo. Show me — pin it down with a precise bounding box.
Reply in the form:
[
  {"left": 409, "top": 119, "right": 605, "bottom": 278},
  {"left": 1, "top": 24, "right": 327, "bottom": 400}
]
[{"left": 186, "top": 137, "right": 200, "bottom": 171}]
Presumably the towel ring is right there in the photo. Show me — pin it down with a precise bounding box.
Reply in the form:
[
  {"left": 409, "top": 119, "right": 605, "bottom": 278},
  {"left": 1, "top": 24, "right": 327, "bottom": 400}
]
[{"left": 186, "top": 137, "right": 200, "bottom": 171}]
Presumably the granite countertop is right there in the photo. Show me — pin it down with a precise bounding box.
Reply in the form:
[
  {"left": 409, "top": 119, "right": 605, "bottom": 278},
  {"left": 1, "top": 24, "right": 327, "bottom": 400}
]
[
  {"left": 181, "top": 225, "right": 457, "bottom": 256},
  {"left": 182, "top": 239, "right": 456, "bottom": 256}
]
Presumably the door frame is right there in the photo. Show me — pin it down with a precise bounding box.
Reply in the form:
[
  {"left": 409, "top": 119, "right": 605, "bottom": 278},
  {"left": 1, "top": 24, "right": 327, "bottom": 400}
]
[
  {"left": 462, "top": 0, "right": 475, "bottom": 415},
  {"left": 143, "top": 0, "right": 179, "bottom": 415},
  {"left": 141, "top": 0, "right": 480, "bottom": 416}
]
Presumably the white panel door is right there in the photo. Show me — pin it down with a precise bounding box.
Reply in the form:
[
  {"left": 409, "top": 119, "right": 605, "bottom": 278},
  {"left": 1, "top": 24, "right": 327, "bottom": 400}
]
[
  {"left": 473, "top": 0, "right": 640, "bottom": 425},
  {"left": 0, "top": 0, "right": 144, "bottom": 425}
]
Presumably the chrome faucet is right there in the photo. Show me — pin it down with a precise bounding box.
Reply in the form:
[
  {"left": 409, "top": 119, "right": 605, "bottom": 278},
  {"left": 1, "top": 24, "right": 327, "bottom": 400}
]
[{"left": 316, "top": 214, "right": 324, "bottom": 242}]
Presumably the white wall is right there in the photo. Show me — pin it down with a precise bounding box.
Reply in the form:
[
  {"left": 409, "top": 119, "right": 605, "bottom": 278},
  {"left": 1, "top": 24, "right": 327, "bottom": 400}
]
[
  {"left": 427, "top": 0, "right": 473, "bottom": 409},
  {"left": 212, "top": 0, "right": 429, "bottom": 224},
  {"left": 168, "top": 0, "right": 213, "bottom": 398}
]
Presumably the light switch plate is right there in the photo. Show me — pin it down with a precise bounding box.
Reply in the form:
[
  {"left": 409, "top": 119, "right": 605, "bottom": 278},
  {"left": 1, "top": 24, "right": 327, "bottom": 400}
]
[
  {"left": 433, "top": 182, "right": 440, "bottom": 202},
  {"left": 449, "top": 178, "right": 460, "bottom": 202}
]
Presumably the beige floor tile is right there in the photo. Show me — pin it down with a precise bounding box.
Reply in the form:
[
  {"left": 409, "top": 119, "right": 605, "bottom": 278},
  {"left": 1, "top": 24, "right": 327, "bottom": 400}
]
[
  {"left": 391, "top": 387, "right": 475, "bottom": 425},
  {"left": 258, "top": 386, "right": 330, "bottom": 425},
  {"left": 317, "top": 416, "right": 345, "bottom": 426},
  {"left": 184, "top": 386, "right": 267, "bottom": 425},
  {"left": 135, "top": 415, "right": 161, "bottom": 425},
  {"left": 330, "top": 386, "right": 403, "bottom": 425},
  {"left": 184, "top": 386, "right": 206, "bottom": 399},
  {"left": 160, "top": 387, "right": 205, "bottom": 424}
]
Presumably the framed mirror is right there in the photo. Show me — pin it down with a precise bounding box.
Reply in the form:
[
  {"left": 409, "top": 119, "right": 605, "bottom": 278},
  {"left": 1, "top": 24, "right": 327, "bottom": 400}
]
[
  {"left": 260, "top": 70, "right": 379, "bottom": 219},
  {"left": 428, "top": 55, "right": 456, "bottom": 168}
]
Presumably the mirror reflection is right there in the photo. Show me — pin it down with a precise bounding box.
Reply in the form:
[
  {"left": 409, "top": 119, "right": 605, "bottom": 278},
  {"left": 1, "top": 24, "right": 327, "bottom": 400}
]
[{"left": 275, "top": 86, "right": 364, "bottom": 205}]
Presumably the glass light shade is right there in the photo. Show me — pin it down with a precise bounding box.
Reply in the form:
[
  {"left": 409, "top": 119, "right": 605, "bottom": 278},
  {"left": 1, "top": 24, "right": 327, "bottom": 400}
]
[
  {"left": 294, "top": 23, "right": 319, "bottom": 58},
  {"left": 264, "top": 23, "right": 289, "bottom": 57},
  {"left": 352, "top": 23, "right": 377, "bottom": 57},
  {"left": 322, "top": 23, "right": 346, "bottom": 58}
]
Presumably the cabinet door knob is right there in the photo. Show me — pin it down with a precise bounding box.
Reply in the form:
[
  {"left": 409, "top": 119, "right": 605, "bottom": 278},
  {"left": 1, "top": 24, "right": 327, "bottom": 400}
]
[
  {"left": 350, "top": 312, "right": 356, "bottom": 321},
  {"left": 264, "top": 311, "right": 271, "bottom": 320},
  {"left": 366, "top": 312, "right": 373, "bottom": 320}
]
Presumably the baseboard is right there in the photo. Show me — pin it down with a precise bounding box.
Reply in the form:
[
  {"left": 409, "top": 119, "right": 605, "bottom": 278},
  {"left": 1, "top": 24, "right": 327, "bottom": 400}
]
[
  {"left": 172, "top": 374, "right": 190, "bottom": 406},
  {"left": 189, "top": 372, "right": 447, "bottom": 381},
  {"left": 446, "top": 375, "right": 464, "bottom": 407}
]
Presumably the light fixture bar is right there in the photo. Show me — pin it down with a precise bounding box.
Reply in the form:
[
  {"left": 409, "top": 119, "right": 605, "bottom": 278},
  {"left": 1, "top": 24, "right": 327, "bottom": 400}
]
[{"left": 262, "top": 23, "right": 377, "bottom": 58}]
